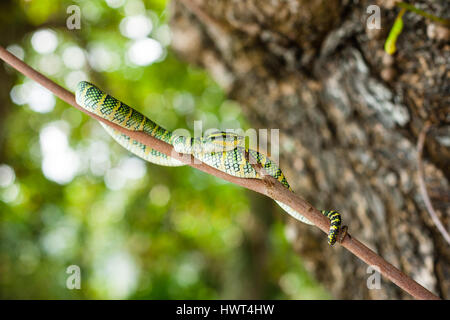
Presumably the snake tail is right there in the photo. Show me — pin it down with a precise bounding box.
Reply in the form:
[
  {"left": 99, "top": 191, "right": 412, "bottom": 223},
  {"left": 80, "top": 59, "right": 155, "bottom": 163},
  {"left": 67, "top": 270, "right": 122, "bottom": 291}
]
[
  {"left": 321, "top": 210, "right": 342, "bottom": 245},
  {"left": 249, "top": 149, "right": 343, "bottom": 245}
]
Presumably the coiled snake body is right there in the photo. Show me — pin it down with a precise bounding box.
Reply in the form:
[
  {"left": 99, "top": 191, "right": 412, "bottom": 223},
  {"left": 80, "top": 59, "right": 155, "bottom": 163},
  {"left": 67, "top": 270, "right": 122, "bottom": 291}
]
[{"left": 76, "top": 81, "right": 342, "bottom": 245}]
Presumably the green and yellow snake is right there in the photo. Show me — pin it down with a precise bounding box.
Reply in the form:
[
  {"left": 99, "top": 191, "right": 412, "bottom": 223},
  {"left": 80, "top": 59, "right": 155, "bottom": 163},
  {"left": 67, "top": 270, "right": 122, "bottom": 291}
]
[{"left": 75, "top": 81, "right": 342, "bottom": 245}]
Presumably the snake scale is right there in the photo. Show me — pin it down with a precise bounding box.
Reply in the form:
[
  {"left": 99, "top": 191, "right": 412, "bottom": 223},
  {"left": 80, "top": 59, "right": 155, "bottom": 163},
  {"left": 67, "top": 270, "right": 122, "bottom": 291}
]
[{"left": 76, "top": 81, "right": 342, "bottom": 245}]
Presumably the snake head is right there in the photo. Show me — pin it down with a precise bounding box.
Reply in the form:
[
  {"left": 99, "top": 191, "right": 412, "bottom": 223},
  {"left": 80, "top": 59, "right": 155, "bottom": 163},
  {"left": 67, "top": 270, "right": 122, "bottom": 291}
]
[
  {"left": 172, "top": 131, "right": 244, "bottom": 154},
  {"left": 201, "top": 131, "right": 244, "bottom": 153}
]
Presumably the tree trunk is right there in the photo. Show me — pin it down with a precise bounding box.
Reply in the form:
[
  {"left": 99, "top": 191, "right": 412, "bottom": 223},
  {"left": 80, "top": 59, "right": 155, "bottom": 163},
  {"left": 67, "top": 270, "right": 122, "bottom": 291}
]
[{"left": 169, "top": 0, "right": 449, "bottom": 299}]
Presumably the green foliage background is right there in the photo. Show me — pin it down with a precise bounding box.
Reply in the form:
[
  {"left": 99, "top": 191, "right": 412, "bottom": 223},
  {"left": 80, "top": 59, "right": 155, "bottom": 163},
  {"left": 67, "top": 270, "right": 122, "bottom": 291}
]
[{"left": 0, "top": 0, "right": 329, "bottom": 299}]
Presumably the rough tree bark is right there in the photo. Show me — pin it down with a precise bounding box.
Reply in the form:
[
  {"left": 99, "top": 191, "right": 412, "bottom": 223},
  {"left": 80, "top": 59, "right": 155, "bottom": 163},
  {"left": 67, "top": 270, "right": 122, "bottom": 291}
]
[{"left": 169, "top": 0, "right": 449, "bottom": 299}]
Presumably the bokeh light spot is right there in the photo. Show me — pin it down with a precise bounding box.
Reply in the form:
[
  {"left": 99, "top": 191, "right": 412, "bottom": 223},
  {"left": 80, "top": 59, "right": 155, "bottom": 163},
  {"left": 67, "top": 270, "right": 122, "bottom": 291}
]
[
  {"left": 27, "top": 82, "right": 56, "bottom": 113},
  {"left": 39, "top": 122, "right": 80, "bottom": 184},
  {"left": 127, "top": 38, "right": 163, "bottom": 66},
  {"left": 120, "top": 15, "right": 152, "bottom": 39},
  {"left": 105, "top": 0, "right": 126, "bottom": 9},
  {"left": 62, "top": 46, "right": 86, "bottom": 69},
  {"left": 88, "top": 44, "right": 120, "bottom": 72},
  {"left": 149, "top": 184, "right": 171, "bottom": 206},
  {"left": 31, "top": 29, "right": 58, "bottom": 54},
  {"left": 6, "top": 44, "right": 25, "bottom": 60},
  {"left": 65, "top": 70, "right": 88, "bottom": 91},
  {"left": 38, "top": 53, "right": 62, "bottom": 75},
  {"left": 119, "top": 157, "right": 147, "bottom": 180},
  {"left": 0, "top": 164, "right": 15, "bottom": 188}
]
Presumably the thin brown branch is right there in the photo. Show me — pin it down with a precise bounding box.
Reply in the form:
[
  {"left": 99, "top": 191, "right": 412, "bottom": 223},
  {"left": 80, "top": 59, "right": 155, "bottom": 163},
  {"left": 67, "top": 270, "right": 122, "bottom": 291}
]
[
  {"left": 0, "top": 45, "right": 440, "bottom": 300},
  {"left": 417, "top": 121, "right": 450, "bottom": 245},
  {"left": 177, "top": 0, "right": 230, "bottom": 33}
]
